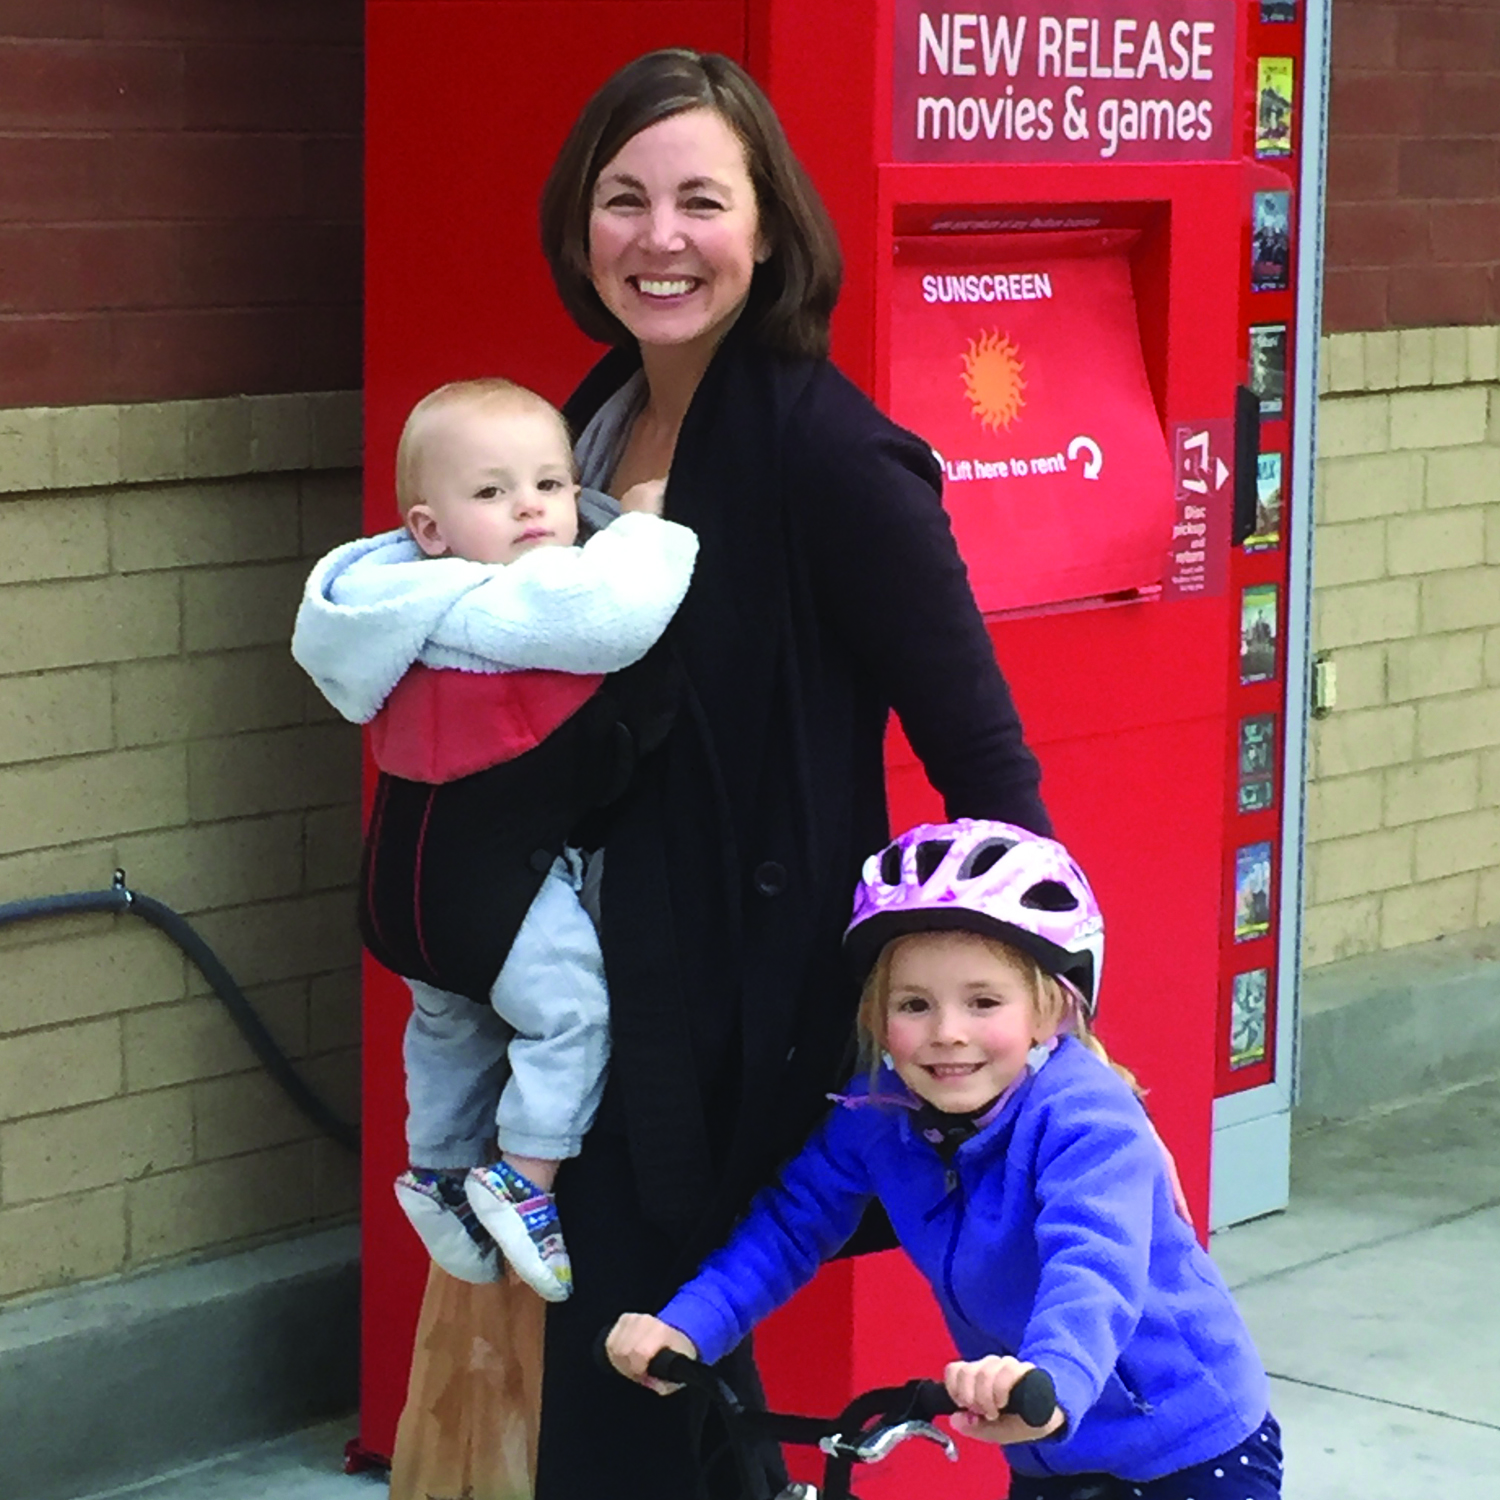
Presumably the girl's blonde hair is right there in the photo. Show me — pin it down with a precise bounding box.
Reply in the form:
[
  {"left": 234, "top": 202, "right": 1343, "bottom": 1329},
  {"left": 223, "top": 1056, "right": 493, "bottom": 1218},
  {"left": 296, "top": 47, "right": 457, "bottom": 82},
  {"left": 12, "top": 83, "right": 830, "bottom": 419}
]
[{"left": 857, "top": 931, "right": 1142, "bottom": 1098}]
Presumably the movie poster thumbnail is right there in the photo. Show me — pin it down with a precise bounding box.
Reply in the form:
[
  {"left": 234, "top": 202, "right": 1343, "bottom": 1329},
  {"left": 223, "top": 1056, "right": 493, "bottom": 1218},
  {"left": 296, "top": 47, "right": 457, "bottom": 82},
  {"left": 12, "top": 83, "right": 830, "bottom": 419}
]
[
  {"left": 1238, "top": 713, "right": 1277, "bottom": 813},
  {"left": 1250, "top": 324, "right": 1288, "bottom": 415},
  {"left": 1234, "top": 842, "right": 1273, "bottom": 943},
  {"left": 1246, "top": 450, "right": 1283, "bottom": 551},
  {"left": 1251, "top": 191, "right": 1291, "bottom": 292},
  {"left": 1230, "top": 969, "right": 1271, "bottom": 1069},
  {"left": 1260, "top": 0, "right": 1297, "bottom": 23},
  {"left": 1256, "top": 58, "right": 1295, "bottom": 158},
  {"left": 1240, "top": 584, "right": 1279, "bottom": 684}
]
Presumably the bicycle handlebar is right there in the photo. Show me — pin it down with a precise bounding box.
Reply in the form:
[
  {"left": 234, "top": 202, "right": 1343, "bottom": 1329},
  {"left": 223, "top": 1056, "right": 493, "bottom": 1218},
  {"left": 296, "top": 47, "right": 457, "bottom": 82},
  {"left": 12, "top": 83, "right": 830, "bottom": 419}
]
[
  {"left": 910, "top": 1368, "right": 1058, "bottom": 1429},
  {"left": 646, "top": 1348, "right": 711, "bottom": 1386},
  {"left": 643, "top": 1350, "right": 1058, "bottom": 1431}
]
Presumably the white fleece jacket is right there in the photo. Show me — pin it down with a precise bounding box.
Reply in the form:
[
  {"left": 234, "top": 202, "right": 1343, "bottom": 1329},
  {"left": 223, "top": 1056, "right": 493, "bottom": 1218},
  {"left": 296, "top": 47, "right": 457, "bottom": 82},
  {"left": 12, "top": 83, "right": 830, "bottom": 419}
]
[{"left": 291, "top": 512, "right": 699, "bottom": 725}]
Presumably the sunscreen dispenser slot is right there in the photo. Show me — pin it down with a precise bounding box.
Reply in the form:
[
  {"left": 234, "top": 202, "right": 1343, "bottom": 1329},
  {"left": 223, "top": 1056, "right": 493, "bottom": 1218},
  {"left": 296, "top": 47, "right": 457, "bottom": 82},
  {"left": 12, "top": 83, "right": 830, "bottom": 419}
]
[{"left": 888, "top": 225, "right": 1175, "bottom": 616}]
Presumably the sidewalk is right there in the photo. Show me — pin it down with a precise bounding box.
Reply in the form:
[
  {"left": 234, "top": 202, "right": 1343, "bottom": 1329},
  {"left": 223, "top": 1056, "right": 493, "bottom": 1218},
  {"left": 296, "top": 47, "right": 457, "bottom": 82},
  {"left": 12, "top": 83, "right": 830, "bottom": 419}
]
[
  {"left": 70, "top": 1073, "right": 1500, "bottom": 1499},
  {"left": 1216, "top": 1070, "right": 1500, "bottom": 1499}
]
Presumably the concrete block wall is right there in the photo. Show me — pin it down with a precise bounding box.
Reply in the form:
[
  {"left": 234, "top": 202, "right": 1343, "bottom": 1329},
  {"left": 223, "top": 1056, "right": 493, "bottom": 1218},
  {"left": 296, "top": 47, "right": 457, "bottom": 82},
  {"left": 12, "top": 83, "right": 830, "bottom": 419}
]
[
  {"left": 1304, "top": 325, "right": 1500, "bottom": 967},
  {"left": 0, "top": 391, "right": 364, "bottom": 1303}
]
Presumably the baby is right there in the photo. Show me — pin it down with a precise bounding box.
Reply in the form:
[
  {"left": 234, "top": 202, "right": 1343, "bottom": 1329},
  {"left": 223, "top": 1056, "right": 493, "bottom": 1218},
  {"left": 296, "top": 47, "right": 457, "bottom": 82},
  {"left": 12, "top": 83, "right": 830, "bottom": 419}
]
[{"left": 292, "top": 378, "right": 696, "bottom": 1301}]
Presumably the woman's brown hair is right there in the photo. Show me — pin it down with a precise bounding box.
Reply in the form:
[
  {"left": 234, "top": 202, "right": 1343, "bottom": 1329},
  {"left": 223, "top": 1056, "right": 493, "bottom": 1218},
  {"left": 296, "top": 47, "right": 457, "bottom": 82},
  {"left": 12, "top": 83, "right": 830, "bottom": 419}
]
[
  {"left": 540, "top": 48, "right": 843, "bottom": 360},
  {"left": 857, "top": 933, "right": 1143, "bottom": 1098}
]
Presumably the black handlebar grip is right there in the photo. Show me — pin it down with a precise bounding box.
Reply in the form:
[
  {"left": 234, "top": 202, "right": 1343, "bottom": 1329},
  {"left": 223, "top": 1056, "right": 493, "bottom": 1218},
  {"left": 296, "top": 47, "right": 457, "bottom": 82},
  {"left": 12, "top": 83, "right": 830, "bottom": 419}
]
[
  {"left": 1005, "top": 1367, "right": 1058, "bottom": 1429},
  {"left": 593, "top": 1329, "right": 704, "bottom": 1388},
  {"left": 646, "top": 1349, "right": 705, "bottom": 1386},
  {"left": 910, "top": 1379, "right": 960, "bottom": 1419},
  {"left": 913, "top": 1369, "right": 1057, "bottom": 1428}
]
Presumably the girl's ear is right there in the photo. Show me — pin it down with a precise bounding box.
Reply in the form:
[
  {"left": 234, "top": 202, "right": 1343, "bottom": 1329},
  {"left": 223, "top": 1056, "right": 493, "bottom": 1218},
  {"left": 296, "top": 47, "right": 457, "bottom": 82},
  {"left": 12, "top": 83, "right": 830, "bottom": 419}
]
[
  {"left": 1032, "top": 1011, "right": 1063, "bottom": 1047},
  {"left": 1029, "top": 973, "right": 1068, "bottom": 1046},
  {"left": 405, "top": 504, "right": 449, "bottom": 557}
]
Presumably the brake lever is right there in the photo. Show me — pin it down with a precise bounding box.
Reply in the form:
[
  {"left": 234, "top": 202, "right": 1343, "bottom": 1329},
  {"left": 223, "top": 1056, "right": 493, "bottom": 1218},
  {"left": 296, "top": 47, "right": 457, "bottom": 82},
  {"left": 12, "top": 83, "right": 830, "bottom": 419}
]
[{"left": 819, "top": 1418, "right": 959, "bottom": 1466}]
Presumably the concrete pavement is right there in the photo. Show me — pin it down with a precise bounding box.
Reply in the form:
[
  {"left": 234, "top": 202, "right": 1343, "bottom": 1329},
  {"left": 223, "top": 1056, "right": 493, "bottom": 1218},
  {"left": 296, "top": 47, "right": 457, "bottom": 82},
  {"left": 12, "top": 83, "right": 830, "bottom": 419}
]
[{"left": 69, "top": 1072, "right": 1500, "bottom": 1499}]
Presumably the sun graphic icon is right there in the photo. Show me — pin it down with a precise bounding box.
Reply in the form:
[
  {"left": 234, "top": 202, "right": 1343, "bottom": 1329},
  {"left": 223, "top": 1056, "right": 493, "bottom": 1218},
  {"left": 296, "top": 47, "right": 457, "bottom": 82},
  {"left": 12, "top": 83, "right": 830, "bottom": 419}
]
[{"left": 961, "top": 330, "right": 1027, "bottom": 431}]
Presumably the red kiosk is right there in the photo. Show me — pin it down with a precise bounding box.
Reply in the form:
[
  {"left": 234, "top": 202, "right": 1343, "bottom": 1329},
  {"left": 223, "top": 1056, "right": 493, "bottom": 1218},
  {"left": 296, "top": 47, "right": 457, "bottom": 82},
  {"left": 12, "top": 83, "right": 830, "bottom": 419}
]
[{"left": 363, "top": 3, "right": 1325, "bottom": 1492}]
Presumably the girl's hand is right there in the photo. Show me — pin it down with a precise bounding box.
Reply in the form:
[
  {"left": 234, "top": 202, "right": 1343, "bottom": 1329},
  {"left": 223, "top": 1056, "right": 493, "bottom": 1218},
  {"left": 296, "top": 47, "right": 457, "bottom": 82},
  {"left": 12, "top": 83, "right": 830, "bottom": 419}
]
[
  {"left": 604, "top": 1312, "right": 699, "bottom": 1394},
  {"left": 619, "top": 479, "right": 667, "bottom": 517},
  {"left": 943, "top": 1356, "right": 1066, "bottom": 1446}
]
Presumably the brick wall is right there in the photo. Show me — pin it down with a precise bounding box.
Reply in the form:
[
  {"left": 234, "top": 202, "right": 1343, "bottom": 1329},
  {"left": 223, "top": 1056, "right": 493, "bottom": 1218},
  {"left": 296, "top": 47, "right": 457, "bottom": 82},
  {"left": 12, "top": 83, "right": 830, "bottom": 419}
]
[
  {"left": 1303, "top": 325, "right": 1500, "bottom": 965},
  {"left": 0, "top": 394, "right": 364, "bottom": 1301},
  {"left": 1324, "top": 1, "right": 1500, "bottom": 332},
  {"left": 0, "top": 2, "right": 362, "bottom": 406}
]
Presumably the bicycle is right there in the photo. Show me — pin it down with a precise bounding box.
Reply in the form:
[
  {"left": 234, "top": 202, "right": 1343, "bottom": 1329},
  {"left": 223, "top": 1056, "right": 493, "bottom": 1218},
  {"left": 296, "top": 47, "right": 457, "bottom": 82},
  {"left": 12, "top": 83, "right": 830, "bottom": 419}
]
[{"left": 614, "top": 1343, "right": 1057, "bottom": 1500}]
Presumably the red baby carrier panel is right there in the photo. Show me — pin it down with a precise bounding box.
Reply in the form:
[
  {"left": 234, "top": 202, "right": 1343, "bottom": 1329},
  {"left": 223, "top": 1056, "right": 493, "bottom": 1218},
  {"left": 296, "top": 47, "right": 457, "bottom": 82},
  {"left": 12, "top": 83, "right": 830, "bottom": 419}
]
[{"left": 369, "top": 664, "right": 604, "bottom": 784}]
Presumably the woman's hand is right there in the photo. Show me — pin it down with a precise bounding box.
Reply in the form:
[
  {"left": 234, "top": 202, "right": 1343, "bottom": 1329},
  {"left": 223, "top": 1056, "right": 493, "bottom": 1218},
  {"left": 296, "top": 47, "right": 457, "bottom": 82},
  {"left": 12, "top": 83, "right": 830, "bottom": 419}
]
[
  {"left": 619, "top": 479, "right": 666, "bottom": 517},
  {"left": 943, "top": 1355, "right": 1066, "bottom": 1446},
  {"left": 604, "top": 1312, "right": 699, "bottom": 1394}
]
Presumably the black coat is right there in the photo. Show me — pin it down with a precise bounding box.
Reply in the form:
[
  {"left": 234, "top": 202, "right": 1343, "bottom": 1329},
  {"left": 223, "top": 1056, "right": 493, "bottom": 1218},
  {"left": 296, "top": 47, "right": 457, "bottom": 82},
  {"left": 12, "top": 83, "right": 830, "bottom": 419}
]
[{"left": 563, "top": 323, "right": 1050, "bottom": 1257}]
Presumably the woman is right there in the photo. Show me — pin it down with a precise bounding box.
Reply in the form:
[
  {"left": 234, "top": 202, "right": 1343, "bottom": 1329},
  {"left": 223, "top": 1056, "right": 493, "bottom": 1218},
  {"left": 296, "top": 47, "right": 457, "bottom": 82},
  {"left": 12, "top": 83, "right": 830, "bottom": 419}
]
[{"left": 534, "top": 48, "right": 1050, "bottom": 1499}]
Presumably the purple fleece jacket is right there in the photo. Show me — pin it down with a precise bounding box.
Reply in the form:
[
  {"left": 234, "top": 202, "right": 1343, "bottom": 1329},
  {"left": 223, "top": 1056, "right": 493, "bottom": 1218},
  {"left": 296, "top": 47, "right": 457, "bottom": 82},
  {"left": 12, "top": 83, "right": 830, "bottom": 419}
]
[{"left": 658, "top": 1038, "right": 1270, "bottom": 1482}]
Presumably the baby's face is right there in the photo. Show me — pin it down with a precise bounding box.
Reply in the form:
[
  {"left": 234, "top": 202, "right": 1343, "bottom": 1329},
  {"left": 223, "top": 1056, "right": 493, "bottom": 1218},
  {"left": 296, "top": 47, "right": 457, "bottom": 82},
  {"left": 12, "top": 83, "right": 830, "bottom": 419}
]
[{"left": 407, "top": 403, "right": 579, "bottom": 565}]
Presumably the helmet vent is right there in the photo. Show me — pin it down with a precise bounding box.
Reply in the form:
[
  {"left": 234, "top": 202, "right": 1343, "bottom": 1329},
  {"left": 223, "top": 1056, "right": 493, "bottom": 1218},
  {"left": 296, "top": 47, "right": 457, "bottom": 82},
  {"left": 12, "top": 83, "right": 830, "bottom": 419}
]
[
  {"left": 878, "top": 844, "right": 903, "bottom": 886},
  {"left": 914, "top": 840, "right": 953, "bottom": 884},
  {"left": 1020, "top": 880, "right": 1079, "bottom": 912},
  {"left": 959, "top": 838, "right": 1015, "bottom": 880}
]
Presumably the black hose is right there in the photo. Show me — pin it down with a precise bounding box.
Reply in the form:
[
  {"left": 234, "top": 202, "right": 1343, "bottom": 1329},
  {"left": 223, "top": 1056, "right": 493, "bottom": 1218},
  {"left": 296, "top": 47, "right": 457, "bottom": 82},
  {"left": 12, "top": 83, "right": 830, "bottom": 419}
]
[{"left": 0, "top": 871, "right": 359, "bottom": 1153}]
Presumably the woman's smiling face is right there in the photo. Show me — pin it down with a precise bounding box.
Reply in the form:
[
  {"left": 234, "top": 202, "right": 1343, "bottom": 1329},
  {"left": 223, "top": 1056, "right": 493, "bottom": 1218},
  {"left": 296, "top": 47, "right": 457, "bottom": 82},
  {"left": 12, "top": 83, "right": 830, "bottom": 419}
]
[{"left": 587, "top": 107, "right": 766, "bottom": 359}]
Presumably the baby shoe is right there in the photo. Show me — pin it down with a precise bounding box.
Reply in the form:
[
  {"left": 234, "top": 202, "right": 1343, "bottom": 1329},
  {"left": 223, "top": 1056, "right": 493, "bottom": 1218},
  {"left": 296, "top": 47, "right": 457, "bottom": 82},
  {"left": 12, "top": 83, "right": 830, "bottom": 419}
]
[
  {"left": 394, "top": 1168, "right": 501, "bottom": 1284},
  {"left": 465, "top": 1161, "right": 572, "bottom": 1302}
]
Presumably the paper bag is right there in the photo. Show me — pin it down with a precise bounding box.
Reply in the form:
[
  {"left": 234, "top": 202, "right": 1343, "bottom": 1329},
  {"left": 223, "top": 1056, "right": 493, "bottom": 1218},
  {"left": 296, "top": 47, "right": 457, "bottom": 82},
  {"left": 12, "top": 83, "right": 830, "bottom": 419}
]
[{"left": 388, "top": 1263, "right": 545, "bottom": 1500}]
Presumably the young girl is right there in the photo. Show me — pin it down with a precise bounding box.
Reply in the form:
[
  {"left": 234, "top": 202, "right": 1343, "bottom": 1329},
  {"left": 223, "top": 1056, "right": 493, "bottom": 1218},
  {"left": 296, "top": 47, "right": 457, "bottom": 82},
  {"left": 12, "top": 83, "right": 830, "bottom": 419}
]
[{"left": 608, "top": 820, "right": 1282, "bottom": 1498}]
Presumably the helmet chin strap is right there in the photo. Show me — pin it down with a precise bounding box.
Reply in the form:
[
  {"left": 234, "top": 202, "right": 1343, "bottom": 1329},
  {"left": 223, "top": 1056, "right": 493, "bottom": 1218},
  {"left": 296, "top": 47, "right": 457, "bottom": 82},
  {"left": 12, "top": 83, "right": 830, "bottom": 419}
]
[{"left": 915, "top": 1034, "right": 1065, "bottom": 1154}]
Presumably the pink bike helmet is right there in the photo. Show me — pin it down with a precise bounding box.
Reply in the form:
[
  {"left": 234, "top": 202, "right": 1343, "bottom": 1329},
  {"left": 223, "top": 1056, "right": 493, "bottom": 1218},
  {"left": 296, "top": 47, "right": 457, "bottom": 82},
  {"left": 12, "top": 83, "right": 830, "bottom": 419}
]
[{"left": 844, "top": 819, "right": 1105, "bottom": 1017}]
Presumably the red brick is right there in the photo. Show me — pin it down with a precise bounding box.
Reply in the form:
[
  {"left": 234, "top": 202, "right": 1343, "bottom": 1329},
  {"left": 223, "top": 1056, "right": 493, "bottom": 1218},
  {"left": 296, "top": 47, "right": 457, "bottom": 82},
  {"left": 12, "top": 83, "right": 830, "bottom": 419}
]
[
  {"left": 1331, "top": 2, "right": 1398, "bottom": 69},
  {"left": 1322, "top": 268, "right": 1389, "bottom": 332},
  {"left": 1397, "top": 5, "right": 1500, "bottom": 71},
  {"left": 183, "top": 43, "right": 361, "bottom": 132},
  {"left": 1329, "top": 71, "right": 1430, "bottom": 138},
  {"left": 1430, "top": 201, "right": 1500, "bottom": 263},
  {"left": 107, "top": 132, "right": 306, "bottom": 219},
  {"left": 0, "top": 135, "right": 111, "bottom": 221},
  {"left": 109, "top": 306, "right": 317, "bottom": 400},
  {"left": 177, "top": 220, "right": 360, "bottom": 308},
  {"left": 0, "top": 312, "right": 112, "bottom": 406},
  {"left": 1426, "top": 75, "right": 1500, "bottom": 136},
  {"left": 1327, "top": 137, "right": 1399, "bottom": 202},
  {"left": 303, "top": 137, "right": 363, "bottom": 222},
  {"left": 100, "top": 0, "right": 361, "bottom": 44},
  {"left": 1388, "top": 264, "right": 1493, "bottom": 327},
  {"left": 294, "top": 302, "right": 362, "bottom": 392},
  {"left": 0, "top": 39, "right": 183, "bottom": 129},
  {"left": 0, "top": 223, "right": 182, "bottom": 313},
  {"left": 0, "top": 0, "right": 103, "bottom": 38},
  {"left": 1398, "top": 138, "right": 1500, "bottom": 200},
  {"left": 1326, "top": 202, "right": 1431, "bottom": 268}
]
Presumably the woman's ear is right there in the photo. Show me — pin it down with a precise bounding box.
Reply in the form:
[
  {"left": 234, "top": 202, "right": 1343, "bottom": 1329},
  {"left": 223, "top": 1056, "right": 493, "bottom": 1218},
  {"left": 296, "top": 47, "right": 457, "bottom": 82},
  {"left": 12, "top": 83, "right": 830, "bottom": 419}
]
[{"left": 405, "top": 504, "right": 450, "bottom": 558}]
